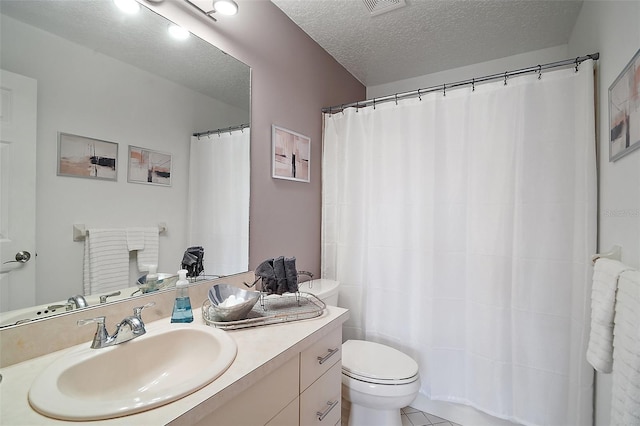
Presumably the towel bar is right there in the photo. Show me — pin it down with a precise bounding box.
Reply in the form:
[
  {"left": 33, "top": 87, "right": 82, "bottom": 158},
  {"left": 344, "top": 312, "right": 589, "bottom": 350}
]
[
  {"left": 73, "top": 223, "right": 167, "bottom": 241},
  {"left": 591, "top": 245, "right": 622, "bottom": 265}
]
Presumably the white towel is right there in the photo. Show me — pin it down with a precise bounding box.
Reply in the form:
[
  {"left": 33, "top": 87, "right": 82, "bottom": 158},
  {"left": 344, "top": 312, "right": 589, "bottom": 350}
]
[
  {"left": 586, "top": 258, "right": 632, "bottom": 373},
  {"left": 126, "top": 227, "right": 146, "bottom": 251},
  {"left": 611, "top": 270, "right": 640, "bottom": 426},
  {"left": 136, "top": 227, "right": 159, "bottom": 272},
  {"left": 83, "top": 228, "right": 130, "bottom": 295}
]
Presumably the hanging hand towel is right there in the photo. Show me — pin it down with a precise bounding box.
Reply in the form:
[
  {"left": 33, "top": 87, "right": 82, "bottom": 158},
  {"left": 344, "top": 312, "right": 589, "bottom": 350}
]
[
  {"left": 83, "top": 228, "right": 129, "bottom": 295},
  {"left": 610, "top": 270, "right": 640, "bottom": 425},
  {"left": 611, "top": 271, "right": 640, "bottom": 426},
  {"left": 586, "top": 258, "right": 633, "bottom": 373},
  {"left": 136, "top": 227, "right": 159, "bottom": 272}
]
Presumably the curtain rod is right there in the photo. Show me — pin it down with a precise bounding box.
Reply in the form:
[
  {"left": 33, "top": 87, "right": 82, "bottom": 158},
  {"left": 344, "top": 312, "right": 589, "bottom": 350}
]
[
  {"left": 322, "top": 52, "right": 599, "bottom": 114},
  {"left": 193, "top": 123, "right": 250, "bottom": 139}
]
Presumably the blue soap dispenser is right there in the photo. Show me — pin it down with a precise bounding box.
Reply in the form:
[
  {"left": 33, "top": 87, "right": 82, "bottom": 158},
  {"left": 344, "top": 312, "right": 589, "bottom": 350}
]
[{"left": 171, "top": 269, "right": 193, "bottom": 323}]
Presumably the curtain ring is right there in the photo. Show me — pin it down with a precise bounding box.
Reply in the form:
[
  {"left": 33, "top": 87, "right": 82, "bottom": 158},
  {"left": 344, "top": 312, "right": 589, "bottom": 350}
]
[
  {"left": 575, "top": 57, "right": 580, "bottom": 72},
  {"left": 356, "top": 102, "right": 359, "bottom": 113},
  {"left": 472, "top": 78, "right": 475, "bottom": 92},
  {"left": 504, "top": 71, "right": 508, "bottom": 86},
  {"left": 395, "top": 94, "right": 398, "bottom": 105},
  {"left": 538, "top": 65, "right": 542, "bottom": 80},
  {"left": 443, "top": 84, "right": 446, "bottom": 97},
  {"left": 373, "top": 98, "right": 376, "bottom": 109},
  {"left": 329, "top": 106, "right": 332, "bottom": 116},
  {"left": 417, "top": 89, "right": 422, "bottom": 101},
  {"left": 341, "top": 104, "right": 345, "bottom": 115}
]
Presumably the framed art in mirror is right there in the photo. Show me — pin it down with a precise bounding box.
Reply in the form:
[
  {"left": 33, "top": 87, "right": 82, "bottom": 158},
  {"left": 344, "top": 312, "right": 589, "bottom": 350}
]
[
  {"left": 272, "top": 125, "right": 310, "bottom": 182},
  {"left": 57, "top": 132, "right": 118, "bottom": 181},
  {"left": 609, "top": 48, "right": 640, "bottom": 162},
  {"left": 127, "top": 146, "right": 172, "bottom": 186}
]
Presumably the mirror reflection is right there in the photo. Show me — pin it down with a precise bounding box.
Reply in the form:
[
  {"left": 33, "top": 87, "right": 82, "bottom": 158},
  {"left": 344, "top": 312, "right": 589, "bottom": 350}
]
[{"left": 0, "top": 0, "right": 251, "bottom": 327}]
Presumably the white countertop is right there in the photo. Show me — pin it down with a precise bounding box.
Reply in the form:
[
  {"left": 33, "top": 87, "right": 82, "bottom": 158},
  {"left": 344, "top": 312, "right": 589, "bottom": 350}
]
[{"left": 0, "top": 305, "right": 349, "bottom": 425}]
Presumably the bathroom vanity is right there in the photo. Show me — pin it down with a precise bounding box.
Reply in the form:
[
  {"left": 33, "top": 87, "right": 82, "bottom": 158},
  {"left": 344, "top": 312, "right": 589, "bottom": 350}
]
[{"left": 0, "top": 299, "right": 348, "bottom": 425}]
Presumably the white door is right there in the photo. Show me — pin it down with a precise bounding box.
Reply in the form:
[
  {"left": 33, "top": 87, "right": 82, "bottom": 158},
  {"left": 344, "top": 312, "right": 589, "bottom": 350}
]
[{"left": 0, "top": 69, "right": 37, "bottom": 312}]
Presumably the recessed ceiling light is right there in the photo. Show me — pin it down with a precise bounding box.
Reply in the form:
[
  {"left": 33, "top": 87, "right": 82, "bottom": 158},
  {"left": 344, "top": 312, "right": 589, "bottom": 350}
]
[
  {"left": 168, "top": 24, "right": 190, "bottom": 40},
  {"left": 113, "top": 0, "right": 140, "bottom": 14},
  {"left": 213, "top": 0, "right": 238, "bottom": 16}
]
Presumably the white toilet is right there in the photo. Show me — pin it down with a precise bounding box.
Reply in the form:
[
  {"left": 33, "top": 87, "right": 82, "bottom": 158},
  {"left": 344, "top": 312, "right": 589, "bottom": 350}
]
[{"left": 341, "top": 340, "right": 420, "bottom": 426}]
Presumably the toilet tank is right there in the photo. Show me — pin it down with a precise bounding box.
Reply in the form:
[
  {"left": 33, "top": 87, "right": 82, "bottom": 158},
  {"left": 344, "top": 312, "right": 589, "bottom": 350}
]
[{"left": 297, "top": 279, "right": 339, "bottom": 306}]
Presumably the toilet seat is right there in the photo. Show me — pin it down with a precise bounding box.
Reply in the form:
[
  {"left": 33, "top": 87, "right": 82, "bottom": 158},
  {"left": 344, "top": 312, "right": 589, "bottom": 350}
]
[{"left": 342, "top": 340, "right": 419, "bottom": 385}]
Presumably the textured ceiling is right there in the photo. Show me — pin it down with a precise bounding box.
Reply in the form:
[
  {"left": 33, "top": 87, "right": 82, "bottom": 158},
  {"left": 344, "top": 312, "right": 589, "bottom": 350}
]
[
  {"left": 271, "top": 0, "right": 584, "bottom": 87},
  {"left": 0, "top": 0, "right": 250, "bottom": 111}
]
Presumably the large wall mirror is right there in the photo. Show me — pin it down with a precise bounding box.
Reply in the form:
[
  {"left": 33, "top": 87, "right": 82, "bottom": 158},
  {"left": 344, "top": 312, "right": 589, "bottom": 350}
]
[{"left": 0, "top": 0, "right": 251, "bottom": 327}]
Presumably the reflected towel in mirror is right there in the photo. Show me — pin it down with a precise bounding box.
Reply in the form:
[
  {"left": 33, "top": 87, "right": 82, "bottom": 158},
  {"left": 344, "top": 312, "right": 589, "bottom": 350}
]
[
  {"left": 133, "top": 227, "right": 159, "bottom": 272},
  {"left": 83, "top": 228, "right": 129, "bottom": 295}
]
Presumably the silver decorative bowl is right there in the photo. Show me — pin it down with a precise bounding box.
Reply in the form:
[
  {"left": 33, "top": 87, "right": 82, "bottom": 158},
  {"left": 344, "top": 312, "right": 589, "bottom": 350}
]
[
  {"left": 208, "top": 284, "right": 260, "bottom": 322},
  {"left": 136, "top": 273, "right": 179, "bottom": 293}
]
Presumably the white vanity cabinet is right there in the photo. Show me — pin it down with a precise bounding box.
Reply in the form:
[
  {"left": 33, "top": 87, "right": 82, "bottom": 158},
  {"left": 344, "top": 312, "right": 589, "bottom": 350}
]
[
  {"left": 0, "top": 301, "right": 349, "bottom": 426},
  {"left": 199, "top": 326, "right": 343, "bottom": 426}
]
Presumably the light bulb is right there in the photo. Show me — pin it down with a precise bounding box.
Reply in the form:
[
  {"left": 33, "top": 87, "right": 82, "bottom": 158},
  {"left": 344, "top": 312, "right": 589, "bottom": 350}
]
[
  {"left": 168, "top": 24, "right": 190, "bottom": 40},
  {"left": 113, "top": 0, "right": 140, "bottom": 15},
  {"left": 213, "top": 0, "right": 238, "bottom": 16}
]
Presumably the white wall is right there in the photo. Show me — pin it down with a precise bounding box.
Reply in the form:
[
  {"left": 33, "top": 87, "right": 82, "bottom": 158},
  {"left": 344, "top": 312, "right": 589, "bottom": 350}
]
[
  {"left": 567, "top": 2, "right": 640, "bottom": 425},
  {"left": 1, "top": 15, "right": 249, "bottom": 304}
]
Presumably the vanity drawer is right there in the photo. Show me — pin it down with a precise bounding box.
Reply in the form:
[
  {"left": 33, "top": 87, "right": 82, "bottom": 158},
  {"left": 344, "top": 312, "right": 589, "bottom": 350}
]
[
  {"left": 300, "top": 327, "right": 342, "bottom": 391},
  {"left": 300, "top": 361, "right": 342, "bottom": 426}
]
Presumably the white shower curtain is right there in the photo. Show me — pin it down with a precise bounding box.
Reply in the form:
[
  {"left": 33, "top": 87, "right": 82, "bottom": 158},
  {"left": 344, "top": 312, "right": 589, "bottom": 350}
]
[
  {"left": 188, "top": 129, "right": 250, "bottom": 276},
  {"left": 322, "top": 61, "right": 596, "bottom": 425}
]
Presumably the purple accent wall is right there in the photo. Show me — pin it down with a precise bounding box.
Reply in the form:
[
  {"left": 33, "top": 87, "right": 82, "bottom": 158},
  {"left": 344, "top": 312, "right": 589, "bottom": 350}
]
[{"left": 149, "top": 0, "right": 365, "bottom": 276}]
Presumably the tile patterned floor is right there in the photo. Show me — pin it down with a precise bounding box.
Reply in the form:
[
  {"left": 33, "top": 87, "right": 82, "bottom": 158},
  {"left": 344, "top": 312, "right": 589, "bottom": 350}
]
[
  {"left": 401, "top": 406, "right": 462, "bottom": 426},
  {"left": 341, "top": 400, "right": 462, "bottom": 426}
]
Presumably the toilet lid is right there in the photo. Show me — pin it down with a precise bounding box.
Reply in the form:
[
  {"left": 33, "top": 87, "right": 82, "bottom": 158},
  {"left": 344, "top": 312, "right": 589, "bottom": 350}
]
[{"left": 342, "top": 340, "right": 419, "bottom": 385}]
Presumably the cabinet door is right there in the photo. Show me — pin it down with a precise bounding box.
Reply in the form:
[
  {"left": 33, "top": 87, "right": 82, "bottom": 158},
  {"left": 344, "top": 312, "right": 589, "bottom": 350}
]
[
  {"left": 266, "top": 397, "right": 299, "bottom": 426},
  {"left": 197, "top": 355, "right": 299, "bottom": 426},
  {"left": 300, "top": 362, "right": 342, "bottom": 426},
  {"left": 300, "top": 327, "right": 342, "bottom": 391}
]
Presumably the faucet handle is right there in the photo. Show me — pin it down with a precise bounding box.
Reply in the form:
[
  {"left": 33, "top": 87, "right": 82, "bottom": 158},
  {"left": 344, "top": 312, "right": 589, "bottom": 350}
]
[
  {"left": 77, "top": 316, "right": 110, "bottom": 349},
  {"left": 99, "top": 290, "right": 121, "bottom": 304},
  {"left": 77, "top": 316, "right": 105, "bottom": 327},
  {"left": 133, "top": 301, "right": 156, "bottom": 319}
]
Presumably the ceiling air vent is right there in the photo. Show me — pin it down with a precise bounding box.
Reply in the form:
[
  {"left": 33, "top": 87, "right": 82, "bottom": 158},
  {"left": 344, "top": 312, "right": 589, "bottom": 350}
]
[{"left": 361, "top": 0, "right": 406, "bottom": 16}]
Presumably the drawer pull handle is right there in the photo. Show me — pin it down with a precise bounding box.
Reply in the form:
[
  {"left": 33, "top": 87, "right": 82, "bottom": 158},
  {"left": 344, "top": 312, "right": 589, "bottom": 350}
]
[
  {"left": 316, "top": 399, "right": 339, "bottom": 421},
  {"left": 317, "top": 348, "right": 339, "bottom": 365}
]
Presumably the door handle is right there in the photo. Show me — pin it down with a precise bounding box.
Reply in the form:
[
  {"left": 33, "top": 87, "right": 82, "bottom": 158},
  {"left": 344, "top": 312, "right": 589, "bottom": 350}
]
[{"left": 3, "top": 251, "right": 31, "bottom": 264}]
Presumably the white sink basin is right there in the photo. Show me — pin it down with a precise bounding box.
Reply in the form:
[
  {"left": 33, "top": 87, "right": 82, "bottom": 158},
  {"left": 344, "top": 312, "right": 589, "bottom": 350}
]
[{"left": 28, "top": 323, "right": 237, "bottom": 421}]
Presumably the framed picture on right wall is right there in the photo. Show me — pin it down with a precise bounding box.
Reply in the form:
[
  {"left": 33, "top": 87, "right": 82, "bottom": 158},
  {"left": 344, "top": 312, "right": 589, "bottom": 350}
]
[{"left": 609, "top": 48, "right": 640, "bottom": 162}]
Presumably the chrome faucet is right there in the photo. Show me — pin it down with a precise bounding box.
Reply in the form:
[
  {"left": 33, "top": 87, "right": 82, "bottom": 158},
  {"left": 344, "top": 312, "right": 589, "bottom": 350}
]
[
  {"left": 77, "top": 302, "right": 155, "bottom": 349},
  {"left": 67, "top": 295, "right": 88, "bottom": 310}
]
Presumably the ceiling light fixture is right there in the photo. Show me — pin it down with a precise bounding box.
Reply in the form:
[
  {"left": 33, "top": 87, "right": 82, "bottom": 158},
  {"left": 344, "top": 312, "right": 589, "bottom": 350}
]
[
  {"left": 182, "top": 0, "right": 238, "bottom": 23},
  {"left": 212, "top": 0, "right": 238, "bottom": 16},
  {"left": 113, "top": 0, "right": 140, "bottom": 15},
  {"left": 168, "top": 24, "right": 190, "bottom": 40}
]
